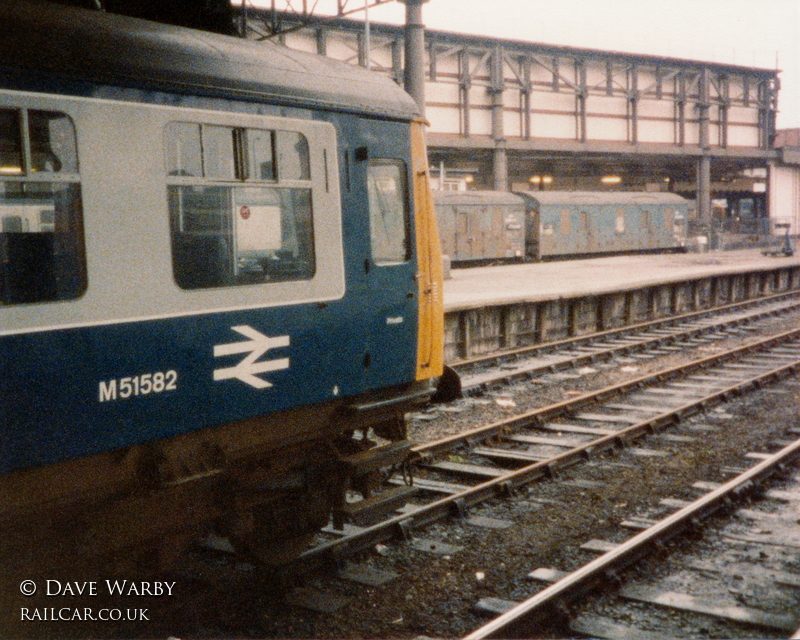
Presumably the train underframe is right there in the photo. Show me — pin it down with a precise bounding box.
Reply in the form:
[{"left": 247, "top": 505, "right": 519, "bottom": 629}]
[{"left": 0, "top": 380, "right": 434, "bottom": 586}]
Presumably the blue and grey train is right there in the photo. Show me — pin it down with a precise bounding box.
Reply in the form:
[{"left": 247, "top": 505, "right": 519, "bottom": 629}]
[{"left": 0, "top": 0, "right": 444, "bottom": 579}]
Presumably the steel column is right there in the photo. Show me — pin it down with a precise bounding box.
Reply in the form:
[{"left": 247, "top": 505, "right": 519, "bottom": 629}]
[
  {"left": 491, "top": 44, "right": 508, "bottom": 191},
  {"left": 400, "top": 0, "right": 428, "bottom": 113},
  {"left": 576, "top": 60, "right": 587, "bottom": 143},
  {"left": 697, "top": 154, "right": 712, "bottom": 225}
]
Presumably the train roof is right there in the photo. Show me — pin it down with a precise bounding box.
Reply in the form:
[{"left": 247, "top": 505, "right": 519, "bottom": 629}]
[
  {"left": 0, "top": 0, "right": 420, "bottom": 120},
  {"left": 516, "top": 191, "right": 688, "bottom": 206},
  {"left": 433, "top": 190, "right": 525, "bottom": 206}
]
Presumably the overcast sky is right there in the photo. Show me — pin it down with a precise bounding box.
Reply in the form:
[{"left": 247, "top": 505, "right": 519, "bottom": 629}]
[{"left": 252, "top": 0, "right": 800, "bottom": 129}]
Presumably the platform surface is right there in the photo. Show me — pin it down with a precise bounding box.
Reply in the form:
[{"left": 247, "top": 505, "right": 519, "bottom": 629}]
[{"left": 443, "top": 249, "right": 800, "bottom": 311}]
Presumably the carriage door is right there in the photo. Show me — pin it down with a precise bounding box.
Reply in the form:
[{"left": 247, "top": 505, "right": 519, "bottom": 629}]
[{"left": 364, "top": 159, "right": 417, "bottom": 386}]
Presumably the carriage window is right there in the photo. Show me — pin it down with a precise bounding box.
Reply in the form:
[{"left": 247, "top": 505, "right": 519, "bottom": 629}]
[
  {"left": 166, "top": 122, "right": 314, "bottom": 289},
  {"left": 202, "top": 125, "right": 236, "bottom": 180},
  {"left": 579, "top": 211, "right": 589, "bottom": 233},
  {"left": 367, "top": 160, "right": 409, "bottom": 264},
  {"left": 29, "top": 111, "right": 78, "bottom": 173},
  {"left": 276, "top": 131, "right": 310, "bottom": 181},
  {"left": 0, "top": 109, "right": 23, "bottom": 173},
  {"left": 245, "top": 129, "right": 275, "bottom": 181},
  {"left": 165, "top": 123, "right": 203, "bottom": 177},
  {"left": 615, "top": 208, "right": 626, "bottom": 234},
  {"left": 0, "top": 108, "right": 85, "bottom": 305}
]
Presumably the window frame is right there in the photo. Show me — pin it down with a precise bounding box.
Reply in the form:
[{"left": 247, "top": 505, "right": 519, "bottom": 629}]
[
  {"left": 0, "top": 106, "right": 86, "bottom": 306},
  {"left": 165, "top": 121, "right": 317, "bottom": 291},
  {"left": 365, "top": 158, "right": 412, "bottom": 266}
]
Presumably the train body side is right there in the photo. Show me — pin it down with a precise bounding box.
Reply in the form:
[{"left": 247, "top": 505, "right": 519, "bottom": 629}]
[
  {"left": 0, "top": 93, "right": 428, "bottom": 473},
  {"left": 521, "top": 191, "right": 688, "bottom": 259},
  {"left": 434, "top": 189, "right": 688, "bottom": 265},
  {"left": 433, "top": 190, "right": 526, "bottom": 264}
]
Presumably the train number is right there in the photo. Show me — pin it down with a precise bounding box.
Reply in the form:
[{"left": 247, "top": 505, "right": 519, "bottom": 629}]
[{"left": 99, "top": 371, "right": 178, "bottom": 402}]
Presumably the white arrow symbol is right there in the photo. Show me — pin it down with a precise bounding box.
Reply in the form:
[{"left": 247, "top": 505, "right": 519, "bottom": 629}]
[{"left": 213, "top": 325, "right": 290, "bottom": 389}]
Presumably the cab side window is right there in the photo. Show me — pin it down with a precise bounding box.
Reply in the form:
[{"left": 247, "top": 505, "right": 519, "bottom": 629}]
[
  {"left": 0, "top": 108, "right": 85, "bottom": 305},
  {"left": 165, "top": 122, "right": 314, "bottom": 290},
  {"left": 366, "top": 160, "right": 410, "bottom": 265}
]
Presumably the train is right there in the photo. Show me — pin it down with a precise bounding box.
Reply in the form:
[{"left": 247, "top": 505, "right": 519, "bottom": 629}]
[
  {"left": 435, "top": 190, "right": 689, "bottom": 265},
  {"left": 0, "top": 0, "right": 445, "bottom": 584}
]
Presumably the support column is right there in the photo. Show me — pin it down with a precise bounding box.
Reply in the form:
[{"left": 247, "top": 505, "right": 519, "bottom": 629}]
[
  {"left": 493, "top": 147, "right": 508, "bottom": 192},
  {"left": 697, "top": 154, "right": 712, "bottom": 226},
  {"left": 490, "top": 44, "right": 507, "bottom": 191},
  {"left": 697, "top": 68, "right": 712, "bottom": 231},
  {"left": 401, "top": 0, "right": 428, "bottom": 114}
]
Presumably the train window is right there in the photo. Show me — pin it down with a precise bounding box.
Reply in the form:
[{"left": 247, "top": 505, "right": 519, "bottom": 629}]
[
  {"left": 202, "top": 125, "right": 237, "bottom": 181},
  {"left": 29, "top": 111, "right": 78, "bottom": 173},
  {"left": 275, "top": 131, "right": 310, "bottom": 181},
  {"left": 615, "top": 209, "right": 626, "bottom": 234},
  {"left": 0, "top": 109, "right": 23, "bottom": 173},
  {"left": 244, "top": 129, "right": 275, "bottom": 181},
  {"left": 166, "top": 122, "right": 315, "bottom": 289},
  {"left": 0, "top": 108, "right": 86, "bottom": 305},
  {"left": 165, "top": 122, "right": 203, "bottom": 177},
  {"left": 367, "top": 160, "right": 410, "bottom": 265}
]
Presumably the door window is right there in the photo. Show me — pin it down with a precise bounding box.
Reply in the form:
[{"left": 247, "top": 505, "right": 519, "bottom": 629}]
[{"left": 366, "top": 160, "right": 410, "bottom": 265}]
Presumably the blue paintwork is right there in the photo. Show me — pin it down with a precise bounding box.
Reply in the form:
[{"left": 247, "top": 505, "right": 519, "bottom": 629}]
[
  {"left": 2, "top": 302, "right": 378, "bottom": 472},
  {"left": 518, "top": 192, "right": 689, "bottom": 259},
  {"left": 0, "top": 80, "right": 421, "bottom": 476}
]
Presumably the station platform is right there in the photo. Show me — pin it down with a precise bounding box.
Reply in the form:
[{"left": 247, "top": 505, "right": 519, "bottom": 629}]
[
  {"left": 441, "top": 249, "right": 800, "bottom": 360},
  {"left": 444, "top": 249, "right": 800, "bottom": 312}
]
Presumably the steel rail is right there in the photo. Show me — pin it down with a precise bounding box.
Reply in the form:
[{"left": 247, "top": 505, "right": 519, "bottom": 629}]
[
  {"left": 285, "top": 328, "right": 800, "bottom": 577},
  {"left": 462, "top": 436, "right": 800, "bottom": 640},
  {"left": 416, "top": 326, "right": 800, "bottom": 459}
]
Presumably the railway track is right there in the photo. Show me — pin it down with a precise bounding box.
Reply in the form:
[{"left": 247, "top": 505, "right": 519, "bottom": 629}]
[
  {"left": 119, "top": 318, "right": 800, "bottom": 639},
  {"left": 287, "top": 327, "right": 800, "bottom": 578},
  {"left": 464, "top": 437, "right": 800, "bottom": 639},
  {"left": 453, "top": 290, "right": 800, "bottom": 394}
]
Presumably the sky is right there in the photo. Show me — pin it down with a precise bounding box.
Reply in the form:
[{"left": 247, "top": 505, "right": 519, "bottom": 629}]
[{"left": 251, "top": 0, "right": 800, "bottom": 129}]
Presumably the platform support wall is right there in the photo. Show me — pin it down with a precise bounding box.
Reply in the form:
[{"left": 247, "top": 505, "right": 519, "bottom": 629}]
[{"left": 444, "top": 266, "right": 800, "bottom": 360}]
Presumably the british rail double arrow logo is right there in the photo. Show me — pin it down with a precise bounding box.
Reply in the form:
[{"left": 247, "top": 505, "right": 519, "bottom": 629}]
[{"left": 213, "top": 325, "right": 290, "bottom": 389}]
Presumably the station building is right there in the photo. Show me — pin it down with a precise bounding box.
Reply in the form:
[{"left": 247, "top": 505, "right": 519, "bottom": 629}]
[{"left": 240, "top": 8, "right": 800, "bottom": 239}]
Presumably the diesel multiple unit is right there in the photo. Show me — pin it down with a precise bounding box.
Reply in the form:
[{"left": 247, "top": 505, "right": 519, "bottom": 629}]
[{"left": 0, "top": 0, "right": 443, "bottom": 582}]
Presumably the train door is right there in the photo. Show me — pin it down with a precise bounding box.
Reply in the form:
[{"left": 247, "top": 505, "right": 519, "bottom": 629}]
[
  {"left": 363, "top": 156, "right": 417, "bottom": 388},
  {"left": 454, "top": 206, "right": 470, "bottom": 261},
  {"left": 578, "top": 209, "right": 593, "bottom": 253},
  {"left": 639, "top": 207, "right": 653, "bottom": 250}
]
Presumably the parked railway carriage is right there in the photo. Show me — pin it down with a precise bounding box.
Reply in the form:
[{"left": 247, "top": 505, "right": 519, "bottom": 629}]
[
  {"left": 433, "top": 190, "right": 526, "bottom": 265},
  {"left": 435, "top": 190, "right": 688, "bottom": 265},
  {"left": 0, "top": 0, "right": 444, "bottom": 581},
  {"left": 519, "top": 191, "right": 688, "bottom": 260}
]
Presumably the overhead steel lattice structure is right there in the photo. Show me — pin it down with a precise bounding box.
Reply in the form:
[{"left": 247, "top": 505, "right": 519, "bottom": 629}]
[
  {"left": 237, "top": 7, "right": 780, "bottom": 223},
  {"left": 236, "top": 0, "right": 395, "bottom": 40}
]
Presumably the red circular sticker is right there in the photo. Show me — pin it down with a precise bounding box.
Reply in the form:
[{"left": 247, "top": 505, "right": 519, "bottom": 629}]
[{"left": 240, "top": 205, "right": 251, "bottom": 220}]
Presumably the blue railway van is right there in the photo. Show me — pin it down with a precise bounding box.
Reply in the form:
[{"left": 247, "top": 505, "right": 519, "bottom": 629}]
[{"left": 518, "top": 191, "right": 688, "bottom": 260}]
